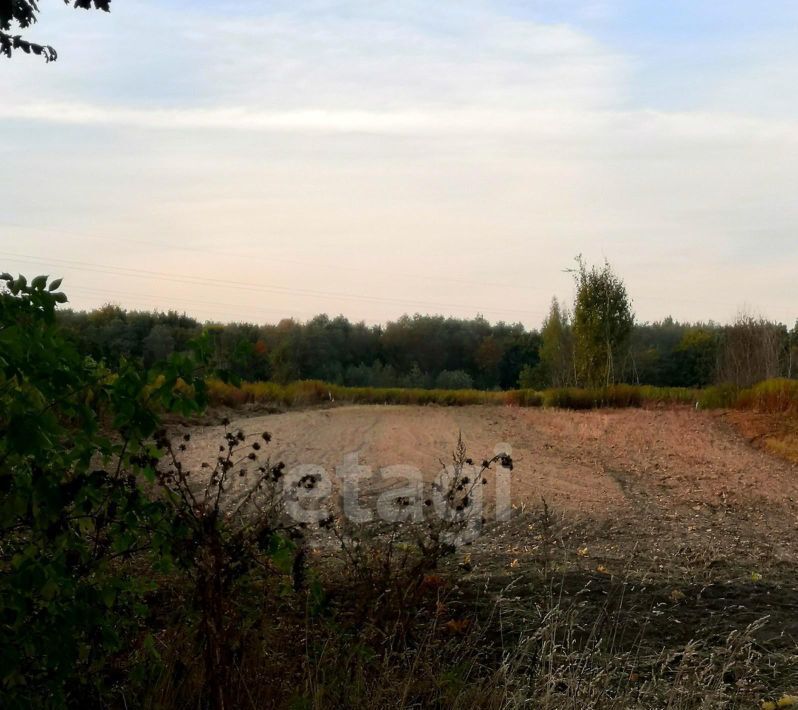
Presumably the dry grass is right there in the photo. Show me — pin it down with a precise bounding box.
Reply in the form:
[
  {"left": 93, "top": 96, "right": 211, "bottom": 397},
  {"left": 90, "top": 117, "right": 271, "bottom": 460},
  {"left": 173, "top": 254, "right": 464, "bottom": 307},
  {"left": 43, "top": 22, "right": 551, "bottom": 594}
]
[
  {"left": 205, "top": 379, "right": 708, "bottom": 411},
  {"left": 148, "top": 381, "right": 798, "bottom": 708},
  {"left": 736, "top": 378, "right": 798, "bottom": 414},
  {"left": 207, "top": 379, "right": 505, "bottom": 408},
  {"left": 207, "top": 378, "right": 798, "bottom": 425},
  {"left": 713, "top": 379, "right": 798, "bottom": 463},
  {"left": 141, "top": 515, "right": 798, "bottom": 710},
  {"left": 726, "top": 409, "right": 798, "bottom": 464}
]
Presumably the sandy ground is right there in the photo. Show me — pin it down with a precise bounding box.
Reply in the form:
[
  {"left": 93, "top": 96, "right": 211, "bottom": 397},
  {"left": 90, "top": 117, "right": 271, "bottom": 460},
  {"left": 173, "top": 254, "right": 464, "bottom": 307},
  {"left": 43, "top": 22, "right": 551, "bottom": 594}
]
[
  {"left": 183, "top": 404, "right": 798, "bottom": 513},
  {"left": 177, "top": 404, "right": 798, "bottom": 654},
  {"left": 179, "top": 404, "right": 798, "bottom": 571}
]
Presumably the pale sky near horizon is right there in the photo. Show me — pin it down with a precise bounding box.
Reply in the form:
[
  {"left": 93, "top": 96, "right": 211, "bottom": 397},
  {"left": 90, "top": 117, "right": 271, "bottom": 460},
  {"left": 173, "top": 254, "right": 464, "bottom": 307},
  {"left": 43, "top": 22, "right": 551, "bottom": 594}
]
[{"left": 1, "top": 1, "right": 797, "bottom": 327}]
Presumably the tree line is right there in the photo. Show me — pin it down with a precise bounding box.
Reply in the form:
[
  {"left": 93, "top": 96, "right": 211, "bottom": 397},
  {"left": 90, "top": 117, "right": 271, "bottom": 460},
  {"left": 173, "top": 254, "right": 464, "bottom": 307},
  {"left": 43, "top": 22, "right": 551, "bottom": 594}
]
[{"left": 56, "top": 260, "right": 797, "bottom": 391}]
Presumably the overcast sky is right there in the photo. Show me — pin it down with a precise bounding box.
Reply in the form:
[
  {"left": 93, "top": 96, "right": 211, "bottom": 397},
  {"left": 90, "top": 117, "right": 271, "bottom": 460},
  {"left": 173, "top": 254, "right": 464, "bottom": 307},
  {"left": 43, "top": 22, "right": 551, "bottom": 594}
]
[{"left": 2, "top": 1, "right": 797, "bottom": 326}]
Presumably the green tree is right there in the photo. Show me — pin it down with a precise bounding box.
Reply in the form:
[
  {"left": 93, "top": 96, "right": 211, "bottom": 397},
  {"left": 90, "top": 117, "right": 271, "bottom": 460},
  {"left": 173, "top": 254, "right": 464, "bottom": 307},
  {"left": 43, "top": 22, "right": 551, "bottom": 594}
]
[
  {"left": 518, "top": 363, "right": 546, "bottom": 389},
  {"left": 269, "top": 329, "right": 302, "bottom": 384},
  {"left": 474, "top": 335, "right": 504, "bottom": 389},
  {"left": 671, "top": 328, "right": 717, "bottom": 387},
  {"left": 498, "top": 328, "right": 540, "bottom": 390},
  {"left": 142, "top": 323, "right": 175, "bottom": 366},
  {"left": 401, "top": 362, "right": 431, "bottom": 388},
  {"left": 716, "top": 311, "right": 784, "bottom": 387},
  {"left": 1, "top": 1, "right": 110, "bottom": 61},
  {"left": 571, "top": 257, "right": 634, "bottom": 387},
  {"left": 0, "top": 273, "right": 206, "bottom": 704},
  {"left": 435, "top": 369, "right": 474, "bottom": 390},
  {"left": 538, "top": 297, "right": 573, "bottom": 387}
]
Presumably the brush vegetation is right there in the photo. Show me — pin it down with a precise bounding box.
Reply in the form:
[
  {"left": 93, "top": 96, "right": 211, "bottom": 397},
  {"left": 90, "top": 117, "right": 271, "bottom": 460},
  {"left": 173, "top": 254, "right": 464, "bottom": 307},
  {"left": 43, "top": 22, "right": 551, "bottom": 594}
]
[
  {"left": 5, "top": 274, "right": 798, "bottom": 709},
  {"left": 205, "top": 377, "right": 798, "bottom": 414},
  {"left": 55, "top": 258, "right": 798, "bottom": 397}
]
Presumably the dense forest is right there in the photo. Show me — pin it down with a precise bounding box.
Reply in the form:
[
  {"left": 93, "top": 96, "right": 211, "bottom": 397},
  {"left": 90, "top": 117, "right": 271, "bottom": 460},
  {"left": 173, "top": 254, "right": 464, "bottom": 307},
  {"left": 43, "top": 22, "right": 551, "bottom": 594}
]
[{"left": 57, "top": 304, "right": 798, "bottom": 391}]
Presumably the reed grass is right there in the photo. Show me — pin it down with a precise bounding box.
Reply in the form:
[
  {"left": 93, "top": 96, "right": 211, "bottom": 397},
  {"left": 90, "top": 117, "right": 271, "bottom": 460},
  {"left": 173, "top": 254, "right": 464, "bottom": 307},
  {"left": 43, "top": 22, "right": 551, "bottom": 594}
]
[{"left": 206, "top": 377, "right": 798, "bottom": 413}]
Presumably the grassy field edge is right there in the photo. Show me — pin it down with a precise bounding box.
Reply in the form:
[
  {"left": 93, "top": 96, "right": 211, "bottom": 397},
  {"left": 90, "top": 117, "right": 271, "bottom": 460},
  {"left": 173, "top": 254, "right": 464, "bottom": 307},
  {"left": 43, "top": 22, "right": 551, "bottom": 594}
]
[{"left": 204, "top": 377, "right": 798, "bottom": 414}]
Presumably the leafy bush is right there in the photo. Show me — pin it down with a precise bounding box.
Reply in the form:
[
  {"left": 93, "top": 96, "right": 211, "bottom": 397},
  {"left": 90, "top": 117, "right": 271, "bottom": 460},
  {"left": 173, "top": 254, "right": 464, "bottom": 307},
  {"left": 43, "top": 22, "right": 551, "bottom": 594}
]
[
  {"left": 601, "top": 384, "right": 644, "bottom": 407},
  {"left": 208, "top": 376, "right": 798, "bottom": 415},
  {"left": 736, "top": 378, "right": 798, "bottom": 414},
  {"left": 638, "top": 385, "right": 700, "bottom": 405},
  {"left": 148, "top": 424, "right": 308, "bottom": 707},
  {"left": 505, "top": 389, "right": 545, "bottom": 407},
  {"left": 698, "top": 383, "right": 740, "bottom": 409},
  {"left": 329, "top": 435, "right": 512, "bottom": 632},
  {"left": 207, "top": 379, "right": 696, "bottom": 411},
  {"left": 0, "top": 275, "right": 319, "bottom": 707},
  {"left": 542, "top": 387, "right": 597, "bottom": 409},
  {"left": 518, "top": 362, "right": 547, "bottom": 389},
  {"left": 435, "top": 369, "right": 474, "bottom": 390},
  {"left": 0, "top": 273, "right": 207, "bottom": 704}
]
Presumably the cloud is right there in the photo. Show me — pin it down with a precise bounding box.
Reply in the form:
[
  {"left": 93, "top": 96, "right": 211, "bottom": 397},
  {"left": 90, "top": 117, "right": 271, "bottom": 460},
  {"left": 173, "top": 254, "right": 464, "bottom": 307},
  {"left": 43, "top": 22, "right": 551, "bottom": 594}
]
[
  {"left": 1, "top": 0, "right": 797, "bottom": 325},
  {"left": 0, "top": 0, "right": 623, "bottom": 111},
  {"left": 3, "top": 100, "right": 798, "bottom": 147}
]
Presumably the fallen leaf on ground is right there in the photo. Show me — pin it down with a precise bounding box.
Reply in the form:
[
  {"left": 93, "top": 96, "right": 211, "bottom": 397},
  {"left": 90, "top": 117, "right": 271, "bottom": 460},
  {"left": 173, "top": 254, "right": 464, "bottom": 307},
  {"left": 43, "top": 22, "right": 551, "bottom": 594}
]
[{"left": 445, "top": 618, "right": 471, "bottom": 634}]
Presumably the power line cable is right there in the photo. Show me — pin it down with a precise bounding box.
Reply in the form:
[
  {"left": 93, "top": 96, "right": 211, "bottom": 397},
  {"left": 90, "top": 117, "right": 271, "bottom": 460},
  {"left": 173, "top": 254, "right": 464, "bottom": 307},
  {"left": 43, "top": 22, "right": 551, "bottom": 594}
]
[
  {"left": 0, "top": 221, "right": 551, "bottom": 294},
  {"left": 0, "top": 252, "right": 546, "bottom": 321}
]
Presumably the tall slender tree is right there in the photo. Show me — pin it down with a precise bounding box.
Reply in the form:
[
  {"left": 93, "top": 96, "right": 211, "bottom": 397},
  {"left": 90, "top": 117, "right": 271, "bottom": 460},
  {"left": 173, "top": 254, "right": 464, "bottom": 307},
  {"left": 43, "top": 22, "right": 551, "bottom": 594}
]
[
  {"left": 571, "top": 257, "right": 634, "bottom": 387},
  {"left": 539, "top": 297, "right": 573, "bottom": 387}
]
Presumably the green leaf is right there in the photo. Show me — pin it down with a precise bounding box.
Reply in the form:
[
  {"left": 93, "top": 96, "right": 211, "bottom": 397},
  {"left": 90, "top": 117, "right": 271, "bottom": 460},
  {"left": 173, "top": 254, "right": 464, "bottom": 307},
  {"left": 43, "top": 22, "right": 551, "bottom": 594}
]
[
  {"left": 142, "top": 633, "right": 161, "bottom": 662},
  {"left": 31, "top": 275, "right": 48, "bottom": 290},
  {"left": 260, "top": 532, "right": 296, "bottom": 574},
  {"left": 48, "top": 278, "right": 63, "bottom": 291},
  {"left": 41, "top": 580, "right": 59, "bottom": 600},
  {"left": 308, "top": 577, "right": 327, "bottom": 616}
]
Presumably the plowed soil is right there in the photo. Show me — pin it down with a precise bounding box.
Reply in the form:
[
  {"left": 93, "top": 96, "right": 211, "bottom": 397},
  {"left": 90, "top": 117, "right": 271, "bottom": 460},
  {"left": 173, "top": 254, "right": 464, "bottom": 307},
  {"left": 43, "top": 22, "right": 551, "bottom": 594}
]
[
  {"left": 185, "top": 404, "right": 798, "bottom": 526},
  {"left": 182, "top": 405, "right": 798, "bottom": 663}
]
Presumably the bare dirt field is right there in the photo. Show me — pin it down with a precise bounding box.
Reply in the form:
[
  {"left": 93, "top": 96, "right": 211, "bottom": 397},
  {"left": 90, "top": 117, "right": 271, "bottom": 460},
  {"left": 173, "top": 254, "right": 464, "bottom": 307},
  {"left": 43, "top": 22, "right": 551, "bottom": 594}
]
[
  {"left": 186, "top": 404, "right": 798, "bottom": 522},
  {"left": 183, "top": 405, "right": 798, "bottom": 569},
  {"left": 180, "top": 404, "right": 798, "bottom": 681}
]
